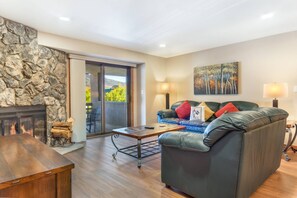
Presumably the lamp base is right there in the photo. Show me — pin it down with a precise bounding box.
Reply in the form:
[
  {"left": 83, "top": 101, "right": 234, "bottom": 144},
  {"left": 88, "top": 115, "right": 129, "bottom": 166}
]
[
  {"left": 166, "top": 93, "right": 170, "bottom": 109},
  {"left": 273, "top": 99, "right": 278, "bottom": 108}
]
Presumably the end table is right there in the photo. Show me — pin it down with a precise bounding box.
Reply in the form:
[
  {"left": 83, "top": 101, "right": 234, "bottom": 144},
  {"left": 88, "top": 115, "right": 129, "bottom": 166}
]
[{"left": 283, "top": 121, "right": 297, "bottom": 161}]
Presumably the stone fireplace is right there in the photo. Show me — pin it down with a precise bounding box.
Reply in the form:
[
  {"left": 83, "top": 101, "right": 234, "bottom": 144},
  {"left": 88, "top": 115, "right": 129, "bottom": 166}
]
[{"left": 0, "top": 16, "right": 67, "bottom": 140}]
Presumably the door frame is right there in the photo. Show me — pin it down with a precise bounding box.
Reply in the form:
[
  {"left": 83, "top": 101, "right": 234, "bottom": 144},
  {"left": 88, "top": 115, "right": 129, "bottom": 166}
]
[{"left": 86, "top": 61, "right": 133, "bottom": 135}]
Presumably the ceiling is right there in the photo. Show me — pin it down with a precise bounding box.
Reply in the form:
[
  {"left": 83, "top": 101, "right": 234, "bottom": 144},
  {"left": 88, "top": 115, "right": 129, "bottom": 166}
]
[{"left": 1, "top": 0, "right": 297, "bottom": 58}]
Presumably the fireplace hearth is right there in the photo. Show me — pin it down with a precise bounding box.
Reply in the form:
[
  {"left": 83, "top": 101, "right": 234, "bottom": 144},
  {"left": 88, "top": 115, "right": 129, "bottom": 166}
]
[{"left": 0, "top": 105, "right": 47, "bottom": 143}]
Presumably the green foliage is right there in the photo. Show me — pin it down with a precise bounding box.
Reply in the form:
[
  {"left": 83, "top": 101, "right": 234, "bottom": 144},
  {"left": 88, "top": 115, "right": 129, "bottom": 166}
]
[
  {"left": 105, "top": 86, "right": 126, "bottom": 102},
  {"left": 86, "top": 87, "right": 91, "bottom": 103}
]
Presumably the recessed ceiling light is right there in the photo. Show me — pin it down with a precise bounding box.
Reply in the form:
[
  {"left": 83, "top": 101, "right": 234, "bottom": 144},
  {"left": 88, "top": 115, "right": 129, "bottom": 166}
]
[
  {"left": 159, "top": 44, "right": 166, "bottom": 48},
  {"left": 261, "top": 12, "right": 274, "bottom": 20},
  {"left": 59, "top": 16, "right": 71, "bottom": 22}
]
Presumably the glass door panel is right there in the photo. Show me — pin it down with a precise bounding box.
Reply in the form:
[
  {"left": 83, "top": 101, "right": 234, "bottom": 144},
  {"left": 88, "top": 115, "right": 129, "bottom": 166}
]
[
  {"left": 85, "top": 64, "right": 102, "bottom": 136},
  {"left": 104, "top": 66, "right": 129, "bottom": 132}
]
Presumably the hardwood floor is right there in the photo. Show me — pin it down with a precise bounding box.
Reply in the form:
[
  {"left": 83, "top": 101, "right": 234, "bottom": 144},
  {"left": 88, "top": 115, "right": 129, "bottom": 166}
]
[{"left": 65, "top": 136, "right": 297, "bottom": 198}]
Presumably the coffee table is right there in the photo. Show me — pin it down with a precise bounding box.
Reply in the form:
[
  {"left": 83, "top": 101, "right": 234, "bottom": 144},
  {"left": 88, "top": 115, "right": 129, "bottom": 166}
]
[{"left": 111, "top": 123, "right": 185, "bottom": 168}]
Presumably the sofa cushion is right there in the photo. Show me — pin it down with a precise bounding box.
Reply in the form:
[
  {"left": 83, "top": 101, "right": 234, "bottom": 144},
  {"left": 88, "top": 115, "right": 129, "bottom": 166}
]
[
  {"left": 202, "top": 102, "right": 221, "bottom": 121},
  {"left": 190, "top": 106, "right": 205, "bottom": 121},
  {"left": 215, "top": 102, "right": 239, "bottom": 117},
  {"left": 220, "top": 101, "right": 259, "bottom": 111},
  {"left": 171, "top": 100, "right": 200, "bottom": 111},
  {"left": 160, "top": 118, "right": 182, "bottom": 125},
  {"left": 175, "top": 100, "right": 191, "bottom": 119},
  {"left": 198, "top": 102, "right": 214, "bottom": 121},
  {"left": 180, "top": 120, "right": 209, "bottom": 127},
  {"left": 203, "top": 111, "right": 271, "bottom": 147},
  {"left": 183, "top": 125, "right": 207, "bottom": 133},
  {"left": 170, "top": 101, "right": 220, "bottom": 121},
  {"left": 180, "top": 120, "right": 209, "bottom": 133},
  {"left": 157, "top": 109, "right": 177, "bottom": 119},
  {"left": 159, "top": 132, "right": 210, "bottom": 152}
]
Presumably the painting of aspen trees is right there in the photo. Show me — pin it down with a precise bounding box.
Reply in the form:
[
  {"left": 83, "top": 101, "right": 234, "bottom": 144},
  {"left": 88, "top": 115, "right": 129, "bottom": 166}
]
[{"left": 194, "top": 62, "right": 238, "bottom": 95}]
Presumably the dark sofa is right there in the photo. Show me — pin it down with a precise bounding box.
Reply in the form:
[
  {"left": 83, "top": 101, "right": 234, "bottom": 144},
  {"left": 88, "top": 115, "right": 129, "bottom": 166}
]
[
  {"left": 158, "top": 106, "right": 288, "bottom": 198},
  {"left": 157, "top": 100, "right": 259, "bottom": 133}
]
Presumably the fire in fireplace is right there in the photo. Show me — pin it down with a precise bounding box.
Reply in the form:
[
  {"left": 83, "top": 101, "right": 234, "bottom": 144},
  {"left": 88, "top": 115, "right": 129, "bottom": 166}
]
[
  {"left": 0, "top": 105, "right": 47, "bottom": 143},
  {"left": 20, "top": 116, "right": 33, "bottom": 136}
]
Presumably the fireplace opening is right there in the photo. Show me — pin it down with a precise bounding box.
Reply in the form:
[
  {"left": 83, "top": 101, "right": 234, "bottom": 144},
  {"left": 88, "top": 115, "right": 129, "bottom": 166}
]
[
  {"left": 20, "top": 116, "right": 33, "bottom": 135},
  {"left": 0, "top": 105, "right": 47, "bottom": 143}
]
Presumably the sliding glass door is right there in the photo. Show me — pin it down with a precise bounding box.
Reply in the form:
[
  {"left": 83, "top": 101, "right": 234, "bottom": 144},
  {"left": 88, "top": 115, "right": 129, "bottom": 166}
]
[
  {"left": 85, "top": 64, "right": 103, "bottom": 135},
  {"left": 104, "top": 66, "right": 130, "bottom": 132},
  {"left": 85, "top": 62, "right": 131, "bottom": 135}
]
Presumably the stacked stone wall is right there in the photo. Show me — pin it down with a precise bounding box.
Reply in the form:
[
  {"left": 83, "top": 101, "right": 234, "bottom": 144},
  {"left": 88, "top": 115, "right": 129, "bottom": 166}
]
[{"left": 0, "top": 16, "right": 67, "bottom": 135}]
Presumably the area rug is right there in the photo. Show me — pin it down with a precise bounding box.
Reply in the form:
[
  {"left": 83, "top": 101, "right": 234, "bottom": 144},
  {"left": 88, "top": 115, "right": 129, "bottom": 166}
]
[{"left": 52, "top": 142, "right": 85, "bottom": 155}]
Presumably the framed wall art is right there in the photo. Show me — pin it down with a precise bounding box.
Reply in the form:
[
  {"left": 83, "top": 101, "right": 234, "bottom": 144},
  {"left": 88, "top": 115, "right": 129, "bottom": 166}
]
[{"left": 194, "top": 62, "right": 239, "bottom": 95}]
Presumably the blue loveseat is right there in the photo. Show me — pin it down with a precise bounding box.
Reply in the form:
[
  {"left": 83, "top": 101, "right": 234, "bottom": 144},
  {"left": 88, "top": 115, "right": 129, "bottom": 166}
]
[{"left": 157, "top": 100, "right": 259, "bottom": 133}]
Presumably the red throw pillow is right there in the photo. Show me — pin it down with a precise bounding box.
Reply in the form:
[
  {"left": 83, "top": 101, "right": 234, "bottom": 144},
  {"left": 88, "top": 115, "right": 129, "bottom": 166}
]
[
  {"left": 175, "top": 101, "right": 191, "bottom": 119},
  {"left": 215, "top": 102, "right": 239, "bottom": 117}
]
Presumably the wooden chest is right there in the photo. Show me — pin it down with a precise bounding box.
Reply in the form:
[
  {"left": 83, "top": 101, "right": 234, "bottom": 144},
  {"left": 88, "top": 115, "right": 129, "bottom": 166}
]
[{"left": 0, "top": 134, "right": 74, "bottom": 198}]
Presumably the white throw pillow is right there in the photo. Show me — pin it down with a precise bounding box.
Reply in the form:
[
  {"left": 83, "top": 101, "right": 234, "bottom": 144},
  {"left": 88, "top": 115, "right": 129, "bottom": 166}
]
[{"left": 190, "top": 106, "right": 205, "bottom": 121}]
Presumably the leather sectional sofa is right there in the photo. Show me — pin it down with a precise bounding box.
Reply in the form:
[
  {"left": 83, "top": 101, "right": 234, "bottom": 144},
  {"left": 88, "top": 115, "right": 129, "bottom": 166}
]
[
  {"left": 157, "top": 100, "right": 259, "bottom": 133},
  {"left": 158, "top": 101, "right": 288, "bottom": 198}
]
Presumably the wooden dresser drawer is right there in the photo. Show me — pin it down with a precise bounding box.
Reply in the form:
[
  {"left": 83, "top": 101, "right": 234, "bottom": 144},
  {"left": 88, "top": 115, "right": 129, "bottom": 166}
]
[
  {"left": 0, "top": 135, "right": 74, "bottom": 198},
  {"left": 0, "top": 174, "right": 56, "bottom": 198}
]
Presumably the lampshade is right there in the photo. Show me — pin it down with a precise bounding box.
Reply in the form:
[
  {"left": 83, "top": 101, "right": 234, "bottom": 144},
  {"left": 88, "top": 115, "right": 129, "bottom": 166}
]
[
  {"left": 294, "top": 85, "right": 297, "bottom": 93},
  {"left": 160, "top": 82, "right": 170, "bottom": 93},
  {"left": 263, "top": 83, "right": 288, "bottom": 98}
]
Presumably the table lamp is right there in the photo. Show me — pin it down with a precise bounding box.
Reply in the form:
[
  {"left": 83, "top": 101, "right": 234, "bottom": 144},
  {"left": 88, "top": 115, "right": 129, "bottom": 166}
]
[
  {"left": 160, "top": 82, "right": 170, "bottom": 109},
  {"left": 263, "top": 82, "right": 288, "bottom": 108}
]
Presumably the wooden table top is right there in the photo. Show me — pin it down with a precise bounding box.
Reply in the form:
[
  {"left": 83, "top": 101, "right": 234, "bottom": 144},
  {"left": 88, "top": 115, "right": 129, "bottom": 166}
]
[
  {"left": 112, "top": 123, "right": 185, "bottom": 139},
  {"left": 0, "top": 134, "right": 74, "bottom": 189}
]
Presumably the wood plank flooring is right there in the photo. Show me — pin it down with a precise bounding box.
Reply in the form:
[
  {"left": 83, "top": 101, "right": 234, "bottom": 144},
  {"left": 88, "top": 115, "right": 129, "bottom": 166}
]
[{"left": 65, "top": 136, "right": 297, "bottom": 198}]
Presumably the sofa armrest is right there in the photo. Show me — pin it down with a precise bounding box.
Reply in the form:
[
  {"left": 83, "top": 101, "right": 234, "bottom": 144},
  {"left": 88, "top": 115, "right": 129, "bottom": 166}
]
[
  {"left": 159, "top": 132, "right": 210, "bottom": 152},
  {"left": 203, "top": 111, "right": 271, "bottom": 147},
  {"left": 157, "top": 109, "right": 177, "bottom": 119},
  {"left": 257, "top": 107, "right": 288, "bottom": 122}
]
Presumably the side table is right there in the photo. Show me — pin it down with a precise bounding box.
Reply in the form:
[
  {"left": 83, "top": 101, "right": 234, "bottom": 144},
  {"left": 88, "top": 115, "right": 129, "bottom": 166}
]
[{"left": 283, "top": 121, "right": 297, "bottom": 161}]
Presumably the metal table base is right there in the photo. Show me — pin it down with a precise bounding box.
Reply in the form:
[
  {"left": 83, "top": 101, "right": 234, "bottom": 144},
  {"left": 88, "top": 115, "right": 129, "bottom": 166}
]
[
  {"left": 283, "top": 123, "right": 297, "bottom": 161},
  {"left": 111, "top": 134, "right": 161, "bottom": 168}
]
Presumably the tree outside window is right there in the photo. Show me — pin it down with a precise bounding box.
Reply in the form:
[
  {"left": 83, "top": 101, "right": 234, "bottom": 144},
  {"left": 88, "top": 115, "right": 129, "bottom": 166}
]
[{"left": 105, "top": 85, "right": 126, "bottom": 102}]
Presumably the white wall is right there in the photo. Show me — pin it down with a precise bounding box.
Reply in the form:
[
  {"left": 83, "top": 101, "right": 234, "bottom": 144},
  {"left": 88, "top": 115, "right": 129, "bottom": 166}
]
[
  {"left": 166, "top": 31, "right": 297, "bottom": 145},
  {"left": 166, "top": 31, "right": 297, "bottom": 120},
  {"left": 38, "top": 32, "right": 167, "bottom": 126},
  {"left": 38, "top": 30, "right": 297, "bottom": 141},
  {"left": 70, "top": 59, "right": 87, "bottom": 142}
]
